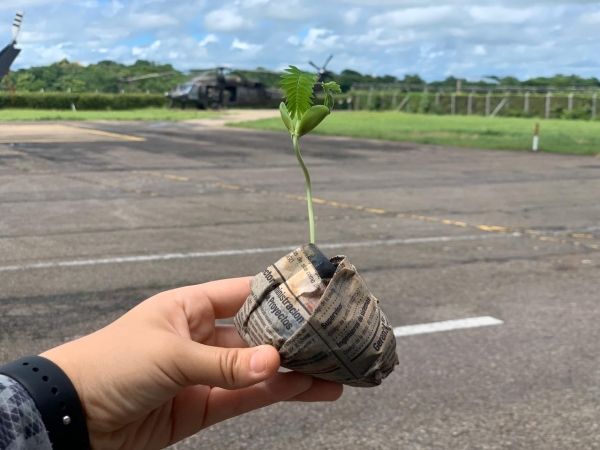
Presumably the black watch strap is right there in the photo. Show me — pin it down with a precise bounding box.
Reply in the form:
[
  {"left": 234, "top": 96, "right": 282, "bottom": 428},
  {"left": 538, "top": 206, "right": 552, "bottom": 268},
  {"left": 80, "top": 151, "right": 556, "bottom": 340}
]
[{"left": 0, "top": 356, "right": 91, "bottom": 450}]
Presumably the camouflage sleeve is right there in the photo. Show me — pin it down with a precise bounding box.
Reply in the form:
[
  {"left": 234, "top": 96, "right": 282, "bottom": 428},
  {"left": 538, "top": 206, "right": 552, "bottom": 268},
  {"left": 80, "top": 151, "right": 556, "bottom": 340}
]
[{"left": 0, "top": 374, "right": 52, "bottom": 450}]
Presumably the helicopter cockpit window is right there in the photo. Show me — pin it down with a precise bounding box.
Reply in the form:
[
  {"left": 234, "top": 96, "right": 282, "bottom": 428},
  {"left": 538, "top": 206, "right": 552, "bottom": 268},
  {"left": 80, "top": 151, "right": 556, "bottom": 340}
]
[{"left": 180, "top": 83, "right": 194, "bottom": 94}]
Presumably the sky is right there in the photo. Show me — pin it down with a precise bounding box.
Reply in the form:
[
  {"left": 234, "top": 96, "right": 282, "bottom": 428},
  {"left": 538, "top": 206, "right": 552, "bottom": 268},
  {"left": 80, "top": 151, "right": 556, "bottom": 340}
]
[{"left": 1, "top": 0, "right": 600, "bottom": 82}]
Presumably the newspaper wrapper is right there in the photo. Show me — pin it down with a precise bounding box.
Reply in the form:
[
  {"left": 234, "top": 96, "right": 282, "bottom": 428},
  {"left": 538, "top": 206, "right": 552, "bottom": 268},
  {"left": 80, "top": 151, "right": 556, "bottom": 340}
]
[{"left": 234, "top": 244, "right": 399, "bottom": 387}]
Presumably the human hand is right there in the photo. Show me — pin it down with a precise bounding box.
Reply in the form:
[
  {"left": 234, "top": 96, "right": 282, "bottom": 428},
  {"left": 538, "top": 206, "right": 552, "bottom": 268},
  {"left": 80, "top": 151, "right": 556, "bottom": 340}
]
[{"left": 41, "top": 278, "right": 343, "bottom": 450}]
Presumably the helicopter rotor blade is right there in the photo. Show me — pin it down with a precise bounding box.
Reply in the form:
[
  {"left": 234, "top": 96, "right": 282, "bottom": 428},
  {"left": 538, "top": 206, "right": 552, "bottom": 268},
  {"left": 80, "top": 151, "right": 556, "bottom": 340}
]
[
  {"left": 12, "top": 11, "right": 24, "bottom": 43},
  {"left": 323, "top": 54, "right": 333, "bottom": 70},
  {"left": 309, "top": 61, "right": 321, "bottom": 71}
]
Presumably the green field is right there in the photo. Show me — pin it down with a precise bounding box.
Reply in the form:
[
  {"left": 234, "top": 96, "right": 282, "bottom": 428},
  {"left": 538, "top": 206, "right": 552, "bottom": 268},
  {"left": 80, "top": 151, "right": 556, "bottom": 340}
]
[
  {"left": 231, "top": 112, "right": 600, "bottom": 155},
  {"left": 0, "top": 108, "right": 220, "bottom": 121}
]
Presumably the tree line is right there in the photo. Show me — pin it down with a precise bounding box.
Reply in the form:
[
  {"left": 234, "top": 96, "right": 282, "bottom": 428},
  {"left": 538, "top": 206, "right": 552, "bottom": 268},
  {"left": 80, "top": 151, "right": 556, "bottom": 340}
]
[{"left": 3, "top": 59, "right": 599, "bottom": 93}]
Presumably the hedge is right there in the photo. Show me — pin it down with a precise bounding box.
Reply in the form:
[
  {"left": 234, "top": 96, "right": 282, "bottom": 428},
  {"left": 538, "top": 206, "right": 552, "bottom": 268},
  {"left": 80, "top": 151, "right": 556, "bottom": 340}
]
[{"left": 0, "top": 92, "right": 169, "bottom": 110}]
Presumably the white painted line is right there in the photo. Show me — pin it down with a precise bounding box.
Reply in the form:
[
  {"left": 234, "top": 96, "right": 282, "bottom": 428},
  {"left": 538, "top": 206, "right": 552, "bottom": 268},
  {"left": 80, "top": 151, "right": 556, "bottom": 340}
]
[
  {"left": 394, "top": 316, "right": 504, "bottom": 338},
  {"left": 0, "top": 233, "right": 519, "bottom": 273}
]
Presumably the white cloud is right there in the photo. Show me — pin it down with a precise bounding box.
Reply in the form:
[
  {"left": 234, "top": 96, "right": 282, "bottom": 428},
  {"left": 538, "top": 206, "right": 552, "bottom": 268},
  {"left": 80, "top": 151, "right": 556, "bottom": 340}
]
[
  {"left": 204, "top": 7, "right": 253, "bottom": 32},
  {"left": 19, "top": 31, "right": 65, "bottom": 44},
  {"left": 468, "top": 6, "right": 542, "bottom": 24},
  {"left": 230, "top": 38, "right": 262, "bottom": 52},
  {"left": 473, "top": 45, "right": 487, "bottom": 55},
  {"left": 0, "top": 0, "right": 68, "bottom": 9},
  {"left": 3, "top": 0, "right": 600, "bottom": 83},
  {"left": 580, "top": 11, "right": 600, "bottom": 23},
  {"left": 266, "top": 0, "right": 314, "bottom": 20},
  {"left": 237, "top": 0, "right": 270, "bottom": 6},
  {"left": 369, "top": 6, "right": 455, "bottom": 28},
  {"left": 131, "top": 39, "right": 161, "bottom": 58},
  {"left": 344, "top": 8, "right": 361, "bottom": 26},
  {"left": 103, "top": 0, "right": 124, "bottom": 17},
  {"left": 199, "top": 34, "right": 218, "bottom": 46},
  {"left": 128, "top": 13, "right": 179, "bottom": 29},
  {"left": 301, "top": 28, "right": 339, "bottom": 52},
  {"left": 286, "top": 35, "right": 300, "bottom": 46}
]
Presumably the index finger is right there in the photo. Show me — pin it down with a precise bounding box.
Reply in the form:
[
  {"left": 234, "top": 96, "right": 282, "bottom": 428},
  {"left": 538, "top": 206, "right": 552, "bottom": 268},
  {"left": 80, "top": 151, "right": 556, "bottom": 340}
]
[{"left": 185, "top": 276, "right": 253, "bottom": 319}]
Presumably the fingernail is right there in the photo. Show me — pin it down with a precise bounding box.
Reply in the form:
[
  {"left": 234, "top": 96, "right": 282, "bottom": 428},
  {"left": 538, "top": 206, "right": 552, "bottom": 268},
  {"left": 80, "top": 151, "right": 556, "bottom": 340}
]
[{"left": 250, "top": 349, "right": 268, "bottom": 374}]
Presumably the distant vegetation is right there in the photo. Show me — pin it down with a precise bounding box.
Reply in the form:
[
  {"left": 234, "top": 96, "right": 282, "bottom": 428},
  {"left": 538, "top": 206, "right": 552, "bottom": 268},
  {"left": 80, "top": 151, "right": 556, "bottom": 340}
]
[
  {"left": 3, "top": 60, "right": 188, "bottom": 93},
  {"left": 3, "top": 59, "right": 599, "bottom": 94}
]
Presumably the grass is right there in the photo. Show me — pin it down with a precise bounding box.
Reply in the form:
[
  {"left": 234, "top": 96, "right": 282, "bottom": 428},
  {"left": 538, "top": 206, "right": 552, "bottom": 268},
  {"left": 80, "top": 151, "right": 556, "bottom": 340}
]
[
  {"left": 0, "top": 108, "right": 220, "bottom": 121},
  {"left": 231, "top": 112, "right": 600, "bottom": 156}
]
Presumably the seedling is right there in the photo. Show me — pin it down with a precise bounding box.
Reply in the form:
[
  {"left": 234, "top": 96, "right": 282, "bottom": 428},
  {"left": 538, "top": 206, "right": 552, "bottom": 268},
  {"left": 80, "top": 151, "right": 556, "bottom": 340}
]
[{"left": 279, "top": 66, "right": 341, "bottom": 244}]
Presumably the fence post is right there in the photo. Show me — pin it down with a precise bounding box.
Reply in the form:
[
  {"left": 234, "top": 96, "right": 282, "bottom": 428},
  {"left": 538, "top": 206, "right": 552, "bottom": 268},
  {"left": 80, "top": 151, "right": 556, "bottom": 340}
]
[
  {"left": 451, "top": 93, "right": 456, "bottom": 115},
  {"left": 347, "top": 97, "right": 353, "bottom": 111},
  {"left": 524, "top": 92, "right": 530, "bottom": 114},
  {"left": 545, "top": 92, "right": 552, "bottom": 119},
  {"left": 367, "top": 87, "right": 373, "bottom": 110},
  {"left": 485, "top": 91, "right": 491, "bottom": 117},
  {"left": 392, "top": 91, "right": 398, "bottom": 110},
  {"left": 490, "top": 94, "right": 510, "bottom": 118},
  {"left": 355, "top": 95, "right": 360, "bottom": 111},
  {"left": 592, "top": 93, "right": 598, "bottom": 119},
  {"left": 568, "top": 92, "right": 574, "bottom": 112},
  {"left": 468, "top": 92, "right": 474, "bottom": 115},
  {"left": 532, "top": 122, "right": 540, "bottom": 152},
  {"left": 435, "top": 91, "right": 441, "bottom": 107}
]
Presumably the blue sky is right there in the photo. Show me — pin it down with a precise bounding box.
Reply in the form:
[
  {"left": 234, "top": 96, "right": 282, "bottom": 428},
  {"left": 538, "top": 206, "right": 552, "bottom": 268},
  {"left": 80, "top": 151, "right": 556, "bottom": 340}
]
[{"left": 2, "top": 0, "right": 600, "bottom": 81}]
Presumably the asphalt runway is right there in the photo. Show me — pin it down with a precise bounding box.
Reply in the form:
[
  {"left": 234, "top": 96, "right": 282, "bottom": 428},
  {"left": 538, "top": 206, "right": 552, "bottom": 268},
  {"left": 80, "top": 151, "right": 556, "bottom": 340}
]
[{"left": 0, "top": 119, "right": 599, "bottom": 449}]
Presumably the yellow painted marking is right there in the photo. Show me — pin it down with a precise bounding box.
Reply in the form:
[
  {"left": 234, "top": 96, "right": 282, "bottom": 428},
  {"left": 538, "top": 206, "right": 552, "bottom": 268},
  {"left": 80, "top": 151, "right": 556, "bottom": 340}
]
[
  {"left": 161, "top": 174, "right": 189, "bottom": 181},
  {"left": 538, "top": 236, "right": 560, "bottom": 243},
  {"left": 62, "top": 125, "right": 146, "bottom": 142},
  {"left": 570, "top": 233, "right": 595, "bottom": 239},
  {"left": 131, "top": 170, "right": 189, "bottom": 182},
  {"left": 129, "top": 171, "right": 600, "bottom": 253},
  {"left": 364, "top": 208, "right": 387, "bottom": 214}
]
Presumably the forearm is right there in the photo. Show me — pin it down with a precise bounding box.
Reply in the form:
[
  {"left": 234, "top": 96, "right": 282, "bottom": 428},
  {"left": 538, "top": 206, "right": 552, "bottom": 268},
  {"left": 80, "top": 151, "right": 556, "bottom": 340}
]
[{"left": 0, "top": 374, "right": 52, "bottom": 450}]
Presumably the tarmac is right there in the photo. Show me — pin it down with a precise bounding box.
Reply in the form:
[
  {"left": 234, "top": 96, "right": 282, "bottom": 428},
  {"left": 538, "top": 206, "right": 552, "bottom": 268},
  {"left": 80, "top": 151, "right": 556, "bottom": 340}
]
[{"left": 0, "top": 116, "right": 599, "bottom": 449}]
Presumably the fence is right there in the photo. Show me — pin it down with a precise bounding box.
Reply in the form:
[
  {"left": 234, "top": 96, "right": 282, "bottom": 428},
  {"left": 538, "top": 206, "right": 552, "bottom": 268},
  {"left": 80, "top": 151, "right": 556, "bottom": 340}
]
[{"left": 338, "top": 90, "right": 599, "bottom": 120}]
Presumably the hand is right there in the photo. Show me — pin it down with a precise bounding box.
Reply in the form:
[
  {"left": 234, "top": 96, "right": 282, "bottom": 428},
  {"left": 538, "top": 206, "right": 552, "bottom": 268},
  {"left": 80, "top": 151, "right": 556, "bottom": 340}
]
[{"left": 41, "top": 278, "right": 343, "bottom": 450}]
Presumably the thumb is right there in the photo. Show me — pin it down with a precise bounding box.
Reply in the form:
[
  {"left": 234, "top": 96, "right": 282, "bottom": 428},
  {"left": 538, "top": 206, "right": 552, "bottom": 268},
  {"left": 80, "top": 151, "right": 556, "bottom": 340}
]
[{"left": 176, "top": 342, "right": 281, "bottom": 390}]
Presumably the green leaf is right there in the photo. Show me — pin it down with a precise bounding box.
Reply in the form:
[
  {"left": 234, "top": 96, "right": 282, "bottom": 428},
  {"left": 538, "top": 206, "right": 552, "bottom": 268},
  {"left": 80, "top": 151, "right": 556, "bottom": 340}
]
[
  {"left": 321, "top": 81, "right": 342, "bottom": 94},
  {"left": 280, "top": 66, "right": 318, "bottom": 120},
  {"left": 321, "top": 81, "right": 342, "bottom": 111},
  {"left": 279, "top": 102, "right": 294, "bottom": 134},
  {"left": 297, "top": 105, "right": 330, "bottom": 137}
]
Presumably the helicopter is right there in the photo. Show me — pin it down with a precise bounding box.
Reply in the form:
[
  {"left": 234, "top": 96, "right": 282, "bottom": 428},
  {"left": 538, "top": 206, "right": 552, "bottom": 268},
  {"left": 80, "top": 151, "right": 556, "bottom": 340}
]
[
  {"left": 0, "top": 11, "right": 24, "bottom": 83},
  {"left": 165, "top": 67, "right": 283, "bottom": 110},
  {"left": 309, "top": 54, "right": 335, "bottom": 83}
]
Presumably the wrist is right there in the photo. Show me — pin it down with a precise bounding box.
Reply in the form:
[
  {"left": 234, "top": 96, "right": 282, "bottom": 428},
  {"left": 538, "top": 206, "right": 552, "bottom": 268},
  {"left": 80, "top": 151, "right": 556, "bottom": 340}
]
[{"left": 0, "top": 355, "right": 91, "bottom": 450}]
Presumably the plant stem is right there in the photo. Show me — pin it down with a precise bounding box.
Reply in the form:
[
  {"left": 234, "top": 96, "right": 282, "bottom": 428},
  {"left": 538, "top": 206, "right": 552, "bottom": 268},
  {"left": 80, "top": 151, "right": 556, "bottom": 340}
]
[{"left": 293, "top": 134, "right": 315, "bottom": 243}]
